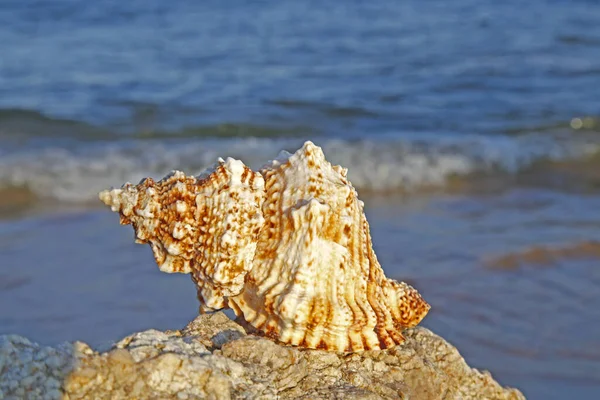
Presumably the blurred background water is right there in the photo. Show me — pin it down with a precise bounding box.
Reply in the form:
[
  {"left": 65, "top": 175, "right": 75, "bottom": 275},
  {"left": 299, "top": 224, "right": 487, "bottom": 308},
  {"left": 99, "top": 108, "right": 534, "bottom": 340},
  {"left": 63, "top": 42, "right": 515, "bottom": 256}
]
[{"left": 1, "top": 1, "right": 600, "bottom": 398}]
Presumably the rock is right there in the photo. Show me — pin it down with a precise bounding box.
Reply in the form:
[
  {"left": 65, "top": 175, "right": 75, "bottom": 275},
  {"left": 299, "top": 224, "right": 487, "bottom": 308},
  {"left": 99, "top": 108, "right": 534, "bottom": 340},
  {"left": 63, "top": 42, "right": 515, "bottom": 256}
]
[{"left": 0, "top": 313, "right": 525, "bottom": 399}]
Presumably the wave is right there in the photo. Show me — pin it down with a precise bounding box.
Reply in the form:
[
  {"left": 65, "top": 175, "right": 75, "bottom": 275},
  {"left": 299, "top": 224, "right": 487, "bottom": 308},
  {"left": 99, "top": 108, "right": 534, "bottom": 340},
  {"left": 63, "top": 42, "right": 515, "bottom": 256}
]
[
  {"left": 1, "top": 133, "right": 599, "bottom": 204},
  {"left": 2, "top": 107, "right": 599, "bottom": 149},
  {"left": 503, "top": 117, "right": 600, "bottom": 135},
  {"left": 0, "top": 108, "right": 314, "bottom": 144},
  {"left": 0, "top": 109, "right": 114, "bottom": 143},
  {"left": 264, "top": 99, "right": 379, "bottom": 118}
]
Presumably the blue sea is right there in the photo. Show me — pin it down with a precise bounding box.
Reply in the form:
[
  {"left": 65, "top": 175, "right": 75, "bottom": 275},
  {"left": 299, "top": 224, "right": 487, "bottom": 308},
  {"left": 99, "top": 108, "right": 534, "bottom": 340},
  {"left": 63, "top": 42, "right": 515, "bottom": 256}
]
[{"left": 1, "top": 1, "right": 600, "bottom": 398}]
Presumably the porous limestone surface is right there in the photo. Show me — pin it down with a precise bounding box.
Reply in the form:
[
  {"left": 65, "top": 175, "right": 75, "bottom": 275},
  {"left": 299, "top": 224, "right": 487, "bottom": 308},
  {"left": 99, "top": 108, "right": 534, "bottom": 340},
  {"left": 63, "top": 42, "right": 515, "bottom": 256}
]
[{"left": 0, "top": 312, "right": 525, "bottom": 400}]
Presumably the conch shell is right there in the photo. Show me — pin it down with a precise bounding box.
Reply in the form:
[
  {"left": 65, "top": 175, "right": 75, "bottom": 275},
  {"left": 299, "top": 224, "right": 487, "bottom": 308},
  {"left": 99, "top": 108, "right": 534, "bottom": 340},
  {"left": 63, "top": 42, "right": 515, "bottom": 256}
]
[{"left": 99, "top": 142, "right": 430, "bottom": 352}]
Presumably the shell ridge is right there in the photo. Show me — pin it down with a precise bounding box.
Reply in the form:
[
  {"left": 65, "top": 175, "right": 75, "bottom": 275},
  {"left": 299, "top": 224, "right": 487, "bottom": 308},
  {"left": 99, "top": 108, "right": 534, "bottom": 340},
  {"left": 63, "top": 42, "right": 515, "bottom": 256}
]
[{"left": 342, "top": 208, "right": 376, "bottom": 346}]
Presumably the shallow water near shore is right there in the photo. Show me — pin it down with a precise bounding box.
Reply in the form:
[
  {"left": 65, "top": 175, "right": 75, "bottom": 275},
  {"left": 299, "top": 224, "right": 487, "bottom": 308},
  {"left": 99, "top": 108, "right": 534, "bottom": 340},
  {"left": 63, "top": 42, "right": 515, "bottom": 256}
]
[
  {"left": 2, "top": 190, "right": 600, "bottom": 398},
  {"left": 2, "top": 0, "right": 600, "bottom": 398}
]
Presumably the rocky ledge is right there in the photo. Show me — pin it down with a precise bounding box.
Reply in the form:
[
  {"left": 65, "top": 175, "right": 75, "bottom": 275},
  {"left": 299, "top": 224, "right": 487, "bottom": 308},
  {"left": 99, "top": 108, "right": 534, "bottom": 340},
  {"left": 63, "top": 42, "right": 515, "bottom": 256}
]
[{"left": 0, "top": 312, "right": 525, "bottom": 400}]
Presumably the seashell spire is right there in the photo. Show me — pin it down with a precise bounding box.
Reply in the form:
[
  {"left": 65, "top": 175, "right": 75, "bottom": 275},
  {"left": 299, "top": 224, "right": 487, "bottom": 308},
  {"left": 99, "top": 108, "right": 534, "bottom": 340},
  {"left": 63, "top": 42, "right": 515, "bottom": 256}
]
[
  {"left": 99, "top": 158, "right": 265, "bottom": 312},
  {"left": 99, "top": 141, "right": 430, "bottom": 352},
  {"left": 228, "top": 142, "right": 430, "bottom": 351}
]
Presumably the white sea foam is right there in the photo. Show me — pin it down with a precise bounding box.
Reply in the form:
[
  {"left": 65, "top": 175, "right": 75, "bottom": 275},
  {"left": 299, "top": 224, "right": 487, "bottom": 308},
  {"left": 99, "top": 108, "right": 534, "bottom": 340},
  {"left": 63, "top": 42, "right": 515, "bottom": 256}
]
[{"left": 0, "top": 134, "right": 598, "bottom": 203}]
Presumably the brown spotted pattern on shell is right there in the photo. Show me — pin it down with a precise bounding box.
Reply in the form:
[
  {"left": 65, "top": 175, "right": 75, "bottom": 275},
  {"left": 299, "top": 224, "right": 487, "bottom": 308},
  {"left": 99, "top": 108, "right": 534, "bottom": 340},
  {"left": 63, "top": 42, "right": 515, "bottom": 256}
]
[
  {"left": 228, "top": 142, "right": 429, "bottom": 351},
  {"left": 100, "top": 141, "right": 430, "bottom": 352},
  {"left": 99, "top": 158, "right": 265, "bottom": 312}
]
